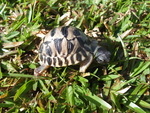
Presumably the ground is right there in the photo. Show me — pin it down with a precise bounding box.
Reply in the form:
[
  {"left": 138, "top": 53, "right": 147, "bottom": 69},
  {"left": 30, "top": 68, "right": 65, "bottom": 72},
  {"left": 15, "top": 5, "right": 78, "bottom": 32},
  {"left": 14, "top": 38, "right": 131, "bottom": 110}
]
[{"left": 0, "top": 0, "right": 150, "bottom": 113}]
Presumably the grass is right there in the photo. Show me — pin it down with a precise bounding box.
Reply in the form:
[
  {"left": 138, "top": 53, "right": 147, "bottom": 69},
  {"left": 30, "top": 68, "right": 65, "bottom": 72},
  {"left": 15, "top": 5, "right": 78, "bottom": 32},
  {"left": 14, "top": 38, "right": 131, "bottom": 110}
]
[{"left": 0, "top": 0, "right": 150, "bottom": 112}]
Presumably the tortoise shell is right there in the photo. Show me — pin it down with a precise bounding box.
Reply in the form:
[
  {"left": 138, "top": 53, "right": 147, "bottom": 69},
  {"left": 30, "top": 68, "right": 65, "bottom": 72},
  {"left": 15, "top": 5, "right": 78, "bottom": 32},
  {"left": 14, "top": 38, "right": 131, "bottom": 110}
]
[{"left": 39, "top": 26, "right": 93, "bottom": 67}]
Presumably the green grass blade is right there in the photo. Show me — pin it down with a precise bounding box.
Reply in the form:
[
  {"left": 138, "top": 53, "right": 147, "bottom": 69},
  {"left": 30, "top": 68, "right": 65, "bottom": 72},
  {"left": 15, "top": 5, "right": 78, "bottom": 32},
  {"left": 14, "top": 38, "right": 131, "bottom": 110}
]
[
  {"left": 11, "top": 17, "right": 26, "bottom": 31},
  {"left": 100, "top": 74, "right": 121, "bottom": 81},
  {"left": 85, "top": 93, "right": 112, "bottom": 110},
  {"left": 66, "top": 86, "right": 74, "bottom": 106},
  {"left": 130, "top": 61, "right": 150, "bottom": 77},
  {"left": 39, "top": 79, "right": 49, "bottom": 94},
  {"left": 138, "top": 100, "right": 150, "bottom": 109},
  {"left": 14, "top": 80, "right": 34, "bottom": 101},
  {"left": 128, "top": 102, "right": 146, "bottom": 113},
  {"left": 76, "top": 86, "right": 112, "bottom": 110}
]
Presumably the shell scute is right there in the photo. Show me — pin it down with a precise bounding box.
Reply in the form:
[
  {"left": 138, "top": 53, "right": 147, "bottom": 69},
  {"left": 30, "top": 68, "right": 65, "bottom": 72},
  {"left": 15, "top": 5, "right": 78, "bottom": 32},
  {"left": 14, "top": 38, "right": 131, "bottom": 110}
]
[
  {"left": 76, "top": 47, "right": 87, "bottom": 57},
  {"left": 57, "top": 57, "right": 63, "bottom": 66},
  {"left": 73, "top": 28, "right": 81, "bottom": 36},
  {"left": 84, "top": 45, "right": 91, "bottom": 52},
  {"left": 53, "top": 57, "right": 56, "bottom": 66},
  {"left": 47, "top": 57, "right": 52, "bottom": 65},
  {"left": 67, "top": 40, "right": 74, "bottom": 54},
  {"left": 76, "top": 53, "right": 82, "bottom": 61},
  {"left": 40, "top": 54, "right": 43, "bottom": 62},
  {"left": 39, "top": 43, "right": 43, "bottom": 53},
  {"left": 76, "top": 37, "right": 85, "bottom": 47},
  {"left": 45, "top": 44, "right": 52, "bottom": 56},
  {"left": 50, "top": 28, "right": 56, "bottom": 37},
  {"left": 54, "top": 38, "right": 63, "bottom": 54},
  {"left": 43, "top": 41, "right": 51, "bottom": 45},
  {"left": 70, "top": 54, "right": 75, "bottom": 65},
  {"left": 43, "top": 55, "right": 47, "bottom": 64},
  {"left": 61, "top": 26, "right": 69, "bottom": 38}
]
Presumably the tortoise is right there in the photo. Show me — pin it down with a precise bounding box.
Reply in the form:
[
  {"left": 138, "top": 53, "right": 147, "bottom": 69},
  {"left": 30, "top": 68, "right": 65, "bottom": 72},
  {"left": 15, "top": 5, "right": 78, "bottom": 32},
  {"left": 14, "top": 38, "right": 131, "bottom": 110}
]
[{"left": 34, "top": 26, "right": 110, "bottom": 76}]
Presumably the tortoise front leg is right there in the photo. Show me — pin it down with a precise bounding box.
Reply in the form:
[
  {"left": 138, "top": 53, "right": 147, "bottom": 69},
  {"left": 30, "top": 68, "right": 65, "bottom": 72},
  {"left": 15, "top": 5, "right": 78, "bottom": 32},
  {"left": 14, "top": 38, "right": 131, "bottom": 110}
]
[
  {"left": 34, "top": 64, "right": 49, "bottom": 76},
  {"left": 79, "top": 55, "right": 93, "bottom": 73}
]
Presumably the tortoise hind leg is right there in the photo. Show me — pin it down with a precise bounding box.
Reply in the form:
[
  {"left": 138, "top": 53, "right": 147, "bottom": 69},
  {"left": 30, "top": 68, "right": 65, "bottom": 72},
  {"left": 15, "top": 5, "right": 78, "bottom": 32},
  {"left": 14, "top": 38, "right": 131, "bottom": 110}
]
[
  {"left": 79, "top": 55, "right": 93, "bottom": 72},
  {"left": 34, "top": 64, "right": 49, "bottom": 76}
]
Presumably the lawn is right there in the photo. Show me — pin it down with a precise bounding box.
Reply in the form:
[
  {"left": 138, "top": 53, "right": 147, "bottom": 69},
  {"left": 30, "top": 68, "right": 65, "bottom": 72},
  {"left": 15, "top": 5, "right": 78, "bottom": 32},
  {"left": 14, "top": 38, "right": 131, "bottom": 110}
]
[{"left": 0, "top": 0, "right": 150, "bottom": 113}]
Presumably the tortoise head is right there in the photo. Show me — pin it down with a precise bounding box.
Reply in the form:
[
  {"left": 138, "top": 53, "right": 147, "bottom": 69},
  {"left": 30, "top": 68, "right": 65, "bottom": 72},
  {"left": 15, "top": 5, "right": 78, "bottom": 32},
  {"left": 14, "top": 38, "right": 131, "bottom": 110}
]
[{"left": 93, "top": 46, "right": 111, "bottom": 64}]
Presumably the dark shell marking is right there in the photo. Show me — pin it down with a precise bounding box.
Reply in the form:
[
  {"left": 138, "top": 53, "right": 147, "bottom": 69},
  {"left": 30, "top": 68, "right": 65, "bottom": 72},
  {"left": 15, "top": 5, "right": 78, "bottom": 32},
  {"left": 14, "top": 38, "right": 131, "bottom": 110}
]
[
  {"left": 47, "top": 57, "right": 52, "bottom": 65},
  {"left": 50, "top": 28, "right": 56, "bottom": 37},
  {"left": 67, "top": 40, "right": 74, "bottom": 54},
  {"left": 70, "top": 55, "right": 75, "bottom": 64},
  {"left": 64, "top": 57, "right": 68, "bottom": 66},
  {"left": 40, "top": 54, "right": 43, "bottom": 62},
  {"left": 76, "top": 37, "right": 85, "bottom": 47},
  {"left": 39, "top": 44, "right": 43, "bottom": 53},
  {"left": 61, "top": 26, "right": 69, "bottom": 38},
  {"left": 76, "top": 47, "right": 87, "bottom": 57},
  {"left": 53, "top": 57, "right": 56, "bottom": 66},
  {"left": 54, "top": 38, "right": 63, "bottom": 54},
  {"left": 73, "top": 29, "right": 81, "bottom": 36},
  {"left": 46, "top": 44, "right": 52, "bottom": 56},
  {"left": 76, "top": 53, "right": 82, "bottom": 61},
  {"left": 57, "top": 57, "right": 63, "bottom": 66},
  {"left": 43, "top": 55, "right": 47, "bottom": 64}
]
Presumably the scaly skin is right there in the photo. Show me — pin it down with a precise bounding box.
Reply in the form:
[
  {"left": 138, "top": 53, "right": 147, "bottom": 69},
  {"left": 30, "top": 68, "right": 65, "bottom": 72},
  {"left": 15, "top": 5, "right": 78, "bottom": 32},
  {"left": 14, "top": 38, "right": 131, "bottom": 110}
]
[{"left": 34, "top": 65, "right": 49, "bottom": 76}]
